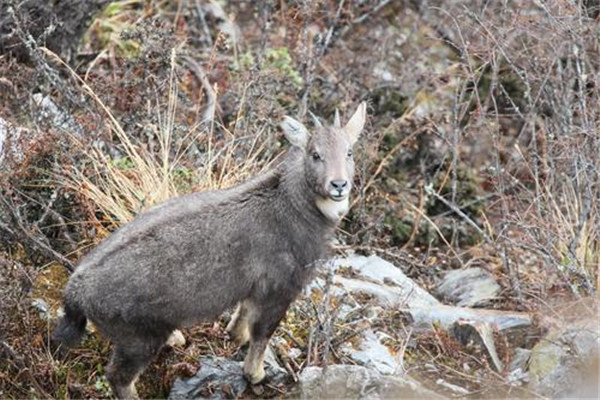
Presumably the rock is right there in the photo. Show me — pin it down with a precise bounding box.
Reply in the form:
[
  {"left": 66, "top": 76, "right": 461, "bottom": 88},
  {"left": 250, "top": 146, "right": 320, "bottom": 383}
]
[
  {"left": 406, "top": 304, "right": 532, "bottom": 332},
  {"left": 31, "top": 298, "right": 51, "bottom": 321},
  {"left": 0, "top": 117, "right": 25, "bottom": 165},
  {"left": 169, "top": 356, "right": 248, "bottom": 400},
  {"left": 450, "top": 320, "right": 503, "bottom": 372},
  {"left": 32, "top": 94, "right": 83, "bottom": 136},
  {"left": 166, "top": 330, "right": 186, "bottom": 347},
  {"left": 202, "top": 2, "right": 240, "bottom": 46},
  {"left": 509, "top": 348, "right": 531, "bottom": 373},
  {"left": 263, "top": 345, "right": 287, "bottom": 380},
  {"left": 324, "top": 255, "right": 531, "bottom": 336},
  {"left": 331, "top": 254, "right": 440, "bottom": 308},
  {"left": 529, "top": 317, "right": 599, "bottom": 399},
  {"left": 341, "top": 329, "right": 403, "bottom": 375},
  {"left": 435, "top": 267, "right": 500, "bottom": 307},
  {"left": 290, "top": 364, "right": 444, "bottom": 399},
  {"left": 169, "top": 352, "right": 287, "bottom": 400},
  {"left": 507, "top": 347, "right": 531, "bottom": 385}
]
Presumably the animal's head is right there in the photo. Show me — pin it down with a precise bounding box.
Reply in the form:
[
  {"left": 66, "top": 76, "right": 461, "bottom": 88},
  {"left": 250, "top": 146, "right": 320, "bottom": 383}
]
[{"left": 281, "top": 102, "right": 367, "bottom": 220}]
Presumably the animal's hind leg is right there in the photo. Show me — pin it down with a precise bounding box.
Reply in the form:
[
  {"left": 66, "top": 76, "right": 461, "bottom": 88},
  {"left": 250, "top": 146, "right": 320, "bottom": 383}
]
[
  {"left": 106, "top": 335, "right": 165, "bottom": 399},
  {"left": 226, "top": 301, "right": 252, "bottom": 346},
  {"left": 243, "top": 296, "right": 292, "bottom": 384}
]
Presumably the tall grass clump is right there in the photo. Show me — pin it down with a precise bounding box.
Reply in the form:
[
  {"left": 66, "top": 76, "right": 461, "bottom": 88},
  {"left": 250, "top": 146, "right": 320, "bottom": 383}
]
[{"left": 49, "top": 48, "right": 269, "bottom": 230}]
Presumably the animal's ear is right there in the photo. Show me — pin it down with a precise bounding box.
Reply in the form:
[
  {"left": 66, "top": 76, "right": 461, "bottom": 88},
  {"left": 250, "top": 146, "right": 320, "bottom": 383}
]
[
  {"left": 344, "top": 102, "right": 367, "bottom": 145},
  {"left": 281, "top": 116, "right": 309, "bottom": 149}
]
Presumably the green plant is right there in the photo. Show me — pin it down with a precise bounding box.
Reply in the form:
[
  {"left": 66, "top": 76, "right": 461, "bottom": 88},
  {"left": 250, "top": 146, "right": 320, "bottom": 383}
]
[{"left": 264, "top": 47, "right": 303, "bottom": 88}]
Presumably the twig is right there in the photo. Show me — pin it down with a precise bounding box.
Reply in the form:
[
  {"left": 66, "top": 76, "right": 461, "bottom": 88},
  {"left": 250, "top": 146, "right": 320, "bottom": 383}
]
[
  {"left": 320, "top": 261, "right": 335, "bottom": 369},
  {"left": 0, "top": 340, "right": 52, "bottom": 399},
  {"left": 6, "top": 4, "right": 83, "bottom": 109},
  {"left": 181, "top": 55, "right": 217, "bottom": 127},
  {"left": 339, "top": 0, "right": 391, "bottom": 37},
  {"left": 18, "top": 185, "right": 77, "bottom": 248},
  {"left": 279, "top": 328, "right": 307, "bottom": 350},
  {"left": 330, "top": 326, "right": 369, "bottom": 349},
  {"left": 407, "top": 201, "right": 465, "bottom": 267},
  {"left": 401, "top": 184, "right": 424, "bottom": 251},
  {"left": 194, "top": 0, "right": 213, "bottom": 47},
  {"left": 424, "top": 183, "right": 493, "bottom": 244},
  {"left": 351, "top": 125, "right": 422, "bottom": 209},
  {"left": 0, "top": 194, "right": 75, "bottom": 272},
  {"left": 566, "top": 159, "right": 594, "bottom": 288},
  {"left": 299, "top": 0, "right": 346, "bottom": 117}
]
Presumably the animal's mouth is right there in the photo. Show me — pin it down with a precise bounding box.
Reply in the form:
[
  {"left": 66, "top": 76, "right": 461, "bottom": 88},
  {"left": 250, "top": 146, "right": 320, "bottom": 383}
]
[{"left": 329, "top": 191, "right": 348, "bottom": 202}]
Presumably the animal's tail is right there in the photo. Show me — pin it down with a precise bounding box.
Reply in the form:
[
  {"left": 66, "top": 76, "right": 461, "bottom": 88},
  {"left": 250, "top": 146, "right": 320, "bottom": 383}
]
[{"left": 52, "top": 298, "right": 87, "bottom": 348}]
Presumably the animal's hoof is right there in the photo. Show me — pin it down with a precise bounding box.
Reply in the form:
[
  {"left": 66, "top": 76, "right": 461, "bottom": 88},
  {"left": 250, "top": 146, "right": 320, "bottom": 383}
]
[{"left": 166, "top": 330, "right": 186, "bottom": 347}]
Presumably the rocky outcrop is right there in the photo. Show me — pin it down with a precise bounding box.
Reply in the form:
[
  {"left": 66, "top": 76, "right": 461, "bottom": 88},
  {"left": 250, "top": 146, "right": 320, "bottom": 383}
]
[{"left": 529, "top": 316, "right": 599, "bottom": 399}]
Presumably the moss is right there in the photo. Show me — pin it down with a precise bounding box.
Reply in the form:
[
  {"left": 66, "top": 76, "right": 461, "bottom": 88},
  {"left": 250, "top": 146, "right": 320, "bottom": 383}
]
[
  {"left": 237, "top": 51, "right": 255, "bottom": 70},
  {"left": 264, "top": 47, "right": 303, "bottom": 88},
  {"left": 111, "top": 156, "right": 135, "bottom": 170},
  {"left": 232, "top": 47, "right": 303, "bottom": 90}
]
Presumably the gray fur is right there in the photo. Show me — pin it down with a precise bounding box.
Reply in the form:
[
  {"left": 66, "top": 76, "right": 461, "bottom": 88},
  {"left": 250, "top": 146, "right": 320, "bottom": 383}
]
[{"left": 53, "top": 103, "right": 367, "bottom": 399}]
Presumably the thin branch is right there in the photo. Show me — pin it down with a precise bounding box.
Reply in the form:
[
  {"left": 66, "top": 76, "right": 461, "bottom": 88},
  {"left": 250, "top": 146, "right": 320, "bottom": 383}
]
[
  {"left": 0, "top": 194, "right": 74, "bottom": 272},
  {"left": 0, "top": 340, "right": 52, "bottom": 399},
  {"left": 424, "top": 183, "right": 493, "bottom": 244}
]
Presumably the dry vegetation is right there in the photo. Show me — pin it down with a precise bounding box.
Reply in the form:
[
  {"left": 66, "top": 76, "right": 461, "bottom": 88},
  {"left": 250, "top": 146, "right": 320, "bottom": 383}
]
[{"left": 0, "top": 0, "right": 598, "bottom": 398}]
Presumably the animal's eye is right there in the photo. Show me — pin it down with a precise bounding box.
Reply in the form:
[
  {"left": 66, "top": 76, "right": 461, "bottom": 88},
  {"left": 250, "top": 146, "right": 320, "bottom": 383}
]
[
  {"left": 347, "top": 150, "right": 353, "bottom": 158},
  {"left": 312, "top": 152, "right": 322, "bottom": 161}
]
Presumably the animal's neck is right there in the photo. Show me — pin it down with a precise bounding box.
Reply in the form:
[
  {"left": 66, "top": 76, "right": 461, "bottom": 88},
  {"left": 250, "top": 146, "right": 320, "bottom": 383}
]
[{"left": 315, "top": 197, "right": 349, "bottom": 221}]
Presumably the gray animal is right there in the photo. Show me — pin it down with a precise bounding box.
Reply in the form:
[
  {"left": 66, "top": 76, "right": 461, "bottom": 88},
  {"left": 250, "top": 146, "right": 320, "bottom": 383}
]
[{"left": 53, "top": 102, "right": 367, "bottom": 399}]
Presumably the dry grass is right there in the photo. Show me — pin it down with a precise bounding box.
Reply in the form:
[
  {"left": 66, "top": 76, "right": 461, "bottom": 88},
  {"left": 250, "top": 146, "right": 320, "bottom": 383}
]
[{"left": 44, "top": 47, "right": 272, "bottom": 229}]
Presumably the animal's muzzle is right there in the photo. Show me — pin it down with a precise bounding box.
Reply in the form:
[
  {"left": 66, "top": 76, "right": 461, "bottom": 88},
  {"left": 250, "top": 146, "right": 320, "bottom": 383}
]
[{"left": 328, "top": 180, "right": 349, "bottom": 201}]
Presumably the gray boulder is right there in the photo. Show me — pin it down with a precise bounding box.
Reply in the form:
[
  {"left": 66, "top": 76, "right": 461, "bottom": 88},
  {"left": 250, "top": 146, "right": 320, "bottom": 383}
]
[
  {"left": 330, "top": 254, "right": 440, "bottom": 308},
  {"left": 529, "top": 317, "right": 599, "bottom": 399},
  {"left": 341, "top": 329, "right": 403, "bottom": 375},
  {"left": 435, "top": 267, "right": 500, "bottom": 307},
  {"left": 169, "top": 351, "right": 287, "bottom": 400}
]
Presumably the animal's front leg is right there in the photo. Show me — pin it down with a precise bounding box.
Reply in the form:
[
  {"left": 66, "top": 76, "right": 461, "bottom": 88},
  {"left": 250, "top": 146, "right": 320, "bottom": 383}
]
[
  {"left": 243, "top": 295, "right": 292, "bottom": 384},
  {"left": 243, "top": 337, "right": 268, "bottom": 384}
]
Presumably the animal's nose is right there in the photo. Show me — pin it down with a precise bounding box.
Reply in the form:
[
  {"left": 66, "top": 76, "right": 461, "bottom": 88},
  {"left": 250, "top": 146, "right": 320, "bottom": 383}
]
[{"left": 330, "top": 180, "right": 348, "bottom": 191}]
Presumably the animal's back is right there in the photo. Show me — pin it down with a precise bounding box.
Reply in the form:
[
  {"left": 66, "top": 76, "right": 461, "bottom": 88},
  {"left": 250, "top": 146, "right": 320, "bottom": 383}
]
[{"left": 65, "top": 168, "right": 294, "bottom": 331}]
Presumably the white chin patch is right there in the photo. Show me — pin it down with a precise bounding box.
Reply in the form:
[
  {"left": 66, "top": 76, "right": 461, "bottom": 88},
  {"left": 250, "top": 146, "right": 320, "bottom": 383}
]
[{"left": 316, "top": 197, "right": 349, "bottom": 221}]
